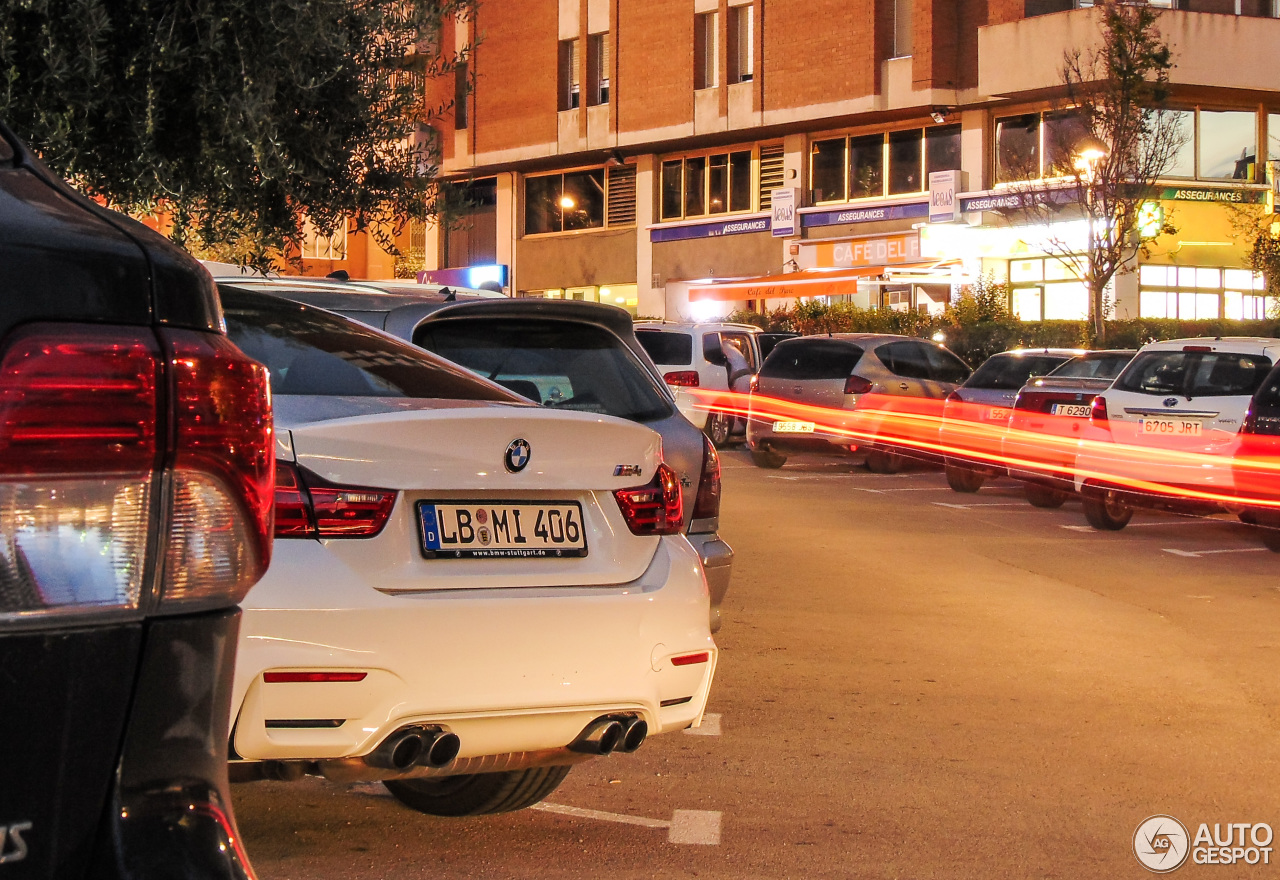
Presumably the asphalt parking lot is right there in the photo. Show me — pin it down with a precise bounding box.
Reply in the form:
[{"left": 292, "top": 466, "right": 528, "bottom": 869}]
[{"left": 234, "top": 449, "right": 1280, "bottom": 878}]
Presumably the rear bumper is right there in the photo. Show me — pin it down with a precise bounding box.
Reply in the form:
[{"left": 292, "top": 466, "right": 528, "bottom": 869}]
[
  {"left": 232, "top": 535, "right": 716, "bottom": 772},
  {"left": 748, "top": 416, "right": 852, "bottom": 454}
]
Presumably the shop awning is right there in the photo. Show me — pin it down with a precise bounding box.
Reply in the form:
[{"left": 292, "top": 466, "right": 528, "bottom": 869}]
[{"left": 686, "top": 263, "right": 960, "bottom": 302}]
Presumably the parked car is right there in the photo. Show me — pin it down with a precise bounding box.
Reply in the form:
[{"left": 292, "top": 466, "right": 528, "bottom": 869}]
[
  {"left": 220, "top": 286, "right": 718, "bottom": 816},
  {"left": 634, "top": 321, "right": 763, "bottom": 445},
  {"left": 1230, "top": 361, "right": 1280, "bottom": 550},
  {"left": 203, "top": 276, "right": 735, "bottom": 633},
  {"left": 940, "top": 349, "right": 1084, "bottom": 493},
  {"left": 758, "top": 331, "right": 800, "bottom": 361},
  {"left": 1002, "top": 350, "right": 1136, "bottom": 507},
  {"left": 0, "top": 122, "right": 271, "bottom": 878},
  {"left": 747, "top": 334, "right": 971, "bottom": 471},
  {"left": 1074, "top": 337, "right": 1279, "bottom": 530}
]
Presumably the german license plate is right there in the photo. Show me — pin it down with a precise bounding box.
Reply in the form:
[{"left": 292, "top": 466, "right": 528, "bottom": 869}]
[
  {"left": 773, "top": 420, "right": 815, "bottom": 433},
  {"left": 1052, "top": 403, "right": 1092, "bottom": 418},
  {"left": 417, "top": 501, "right": 587, "bottom": 559},
  {"left": 1140, "top": 418, "right": 1203, "bottom": 436}
]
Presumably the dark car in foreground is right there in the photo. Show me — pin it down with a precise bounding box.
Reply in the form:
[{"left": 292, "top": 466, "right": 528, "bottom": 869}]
[
  {"left": 0, "top": 122, "right": 273, "bottom": 878},
  {"left": 1234, "top": 361, "right": 1280, "bottom": 550}
]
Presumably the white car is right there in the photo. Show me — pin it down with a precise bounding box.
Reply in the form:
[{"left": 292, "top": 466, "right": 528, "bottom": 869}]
[
  {"left": 1073, "top": 337, "right": 1280, "bottom": 530},
  {"left": 219, "top": 286, "right": 717, "bottom": 816},
  {"left": 634, "top": 321, "right": 763, "bottom": 444}
]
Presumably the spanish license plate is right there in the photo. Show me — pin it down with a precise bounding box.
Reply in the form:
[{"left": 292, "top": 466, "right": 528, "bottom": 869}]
[
  {"left": 1052, "top": 403, "right": 1092, "bottom": 418},
  {"left": 417, "top": 501, "right": 588, "bottom": 559},
  {"left": 1140, "top": 418, "right": 1203, "bottom": 436},
  {"left": 986, "top": 408, "right": 1010, "bottom": 422},
  {"left": 773, "top": 420, "right": 815, "bottom": 434}
]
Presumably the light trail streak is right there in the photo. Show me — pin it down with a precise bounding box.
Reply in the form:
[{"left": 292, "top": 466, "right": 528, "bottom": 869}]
[{"left": 687, "top": 389, "right": 1280, "bottom": 512}]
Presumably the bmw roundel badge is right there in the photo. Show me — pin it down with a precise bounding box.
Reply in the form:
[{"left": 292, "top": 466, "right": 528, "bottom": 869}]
[{"left": 504, "top": 439, "right": 531, "bottom": 473}]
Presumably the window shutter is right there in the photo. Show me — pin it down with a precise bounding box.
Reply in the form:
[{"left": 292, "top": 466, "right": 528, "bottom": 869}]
[
  {"left": 606, "top": 165, "right": 637, "bottom": 226},
  {"left": 758, "top": 143, "right": 785, "bottom": 210}
]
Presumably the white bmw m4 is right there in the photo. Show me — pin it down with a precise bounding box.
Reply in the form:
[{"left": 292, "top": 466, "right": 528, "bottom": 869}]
[{"left": 218, "top": 285, "right": 717, "bottom": 816}]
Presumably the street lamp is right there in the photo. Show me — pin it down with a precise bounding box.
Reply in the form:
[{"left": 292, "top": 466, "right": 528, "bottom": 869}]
[{"left": 1073, "top": 135, "right": 1110, "bottom": 177}]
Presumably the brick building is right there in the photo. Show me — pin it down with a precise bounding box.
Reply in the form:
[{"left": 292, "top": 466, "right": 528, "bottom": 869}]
[{"left": 317, "top": 0, "right": 1280, "bottom": 324}]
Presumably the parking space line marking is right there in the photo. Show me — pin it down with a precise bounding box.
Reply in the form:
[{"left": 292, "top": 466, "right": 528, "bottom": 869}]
[
  {"left": 668, "top": 810, "right": 722, "bottom": 845},
  {"left": 1061, "top": 520, "right": 1227, "bottom": 532},
  {"left": 533, "top": 803, "right": 670, "bottom": 829},
  {"left": 932, "top": 502, "right": 1027, "bottom": 510},
  {"left": 1163, "top": 547, "right": 1267, "bottom": 558},
  {"left": 684, "top": 713, "right": 721, "bottom": 736},
  {"left": 851, "top": 486, "right": 953, "bottom": 494}
]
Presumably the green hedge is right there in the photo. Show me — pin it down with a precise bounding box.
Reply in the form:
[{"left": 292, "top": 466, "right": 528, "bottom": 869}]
[{"left": 726, "top": 303, "right": 1280, "bottom": 367}]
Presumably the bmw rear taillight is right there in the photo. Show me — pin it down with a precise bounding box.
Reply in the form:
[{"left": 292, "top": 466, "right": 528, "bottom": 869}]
[
  {"left": 691, "top": 435, "right": 721, "bottom": 521},
  {"left": 0, "top": 323, "right": 273, "bottom": 617},
  {"left": 664, "top": 371, "right": 700, "bottom": 387},
  {"left": 614, "top": 463, "right": 683, "bottom": 535},
  {"left": 749, "top": 374, "right": 759, "bottom": 393},
  {"left": 273, "top": 462, "right": 396, "bottom": 538},
  {"left": 844, "top": 375, "right": 873, "bottom": 395},
  {"left": 1090, "top": 395, "right": 1109, "bottom": 423}
]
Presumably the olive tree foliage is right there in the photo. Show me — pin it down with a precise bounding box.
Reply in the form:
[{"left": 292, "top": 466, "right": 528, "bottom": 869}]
[
  {"left": 0, "top": 0, "right": 474, "bottom": 269},
  {"left": 998, "top": 0, "right": 1183, "bottom": 343}
]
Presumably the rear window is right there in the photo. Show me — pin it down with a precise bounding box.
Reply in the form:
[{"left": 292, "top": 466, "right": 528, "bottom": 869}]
[
  {"left": 219, "top": 287, "right": 515, "bottom": 401},
  {"left": 876, "top": 341, "right": 970, "bottom": 383},
  {"left": 1115, "top": 350, "right": 1273, "bottom": 397},
  {"left": 1254, "top": 366, "right": 1280, "bottom": 410},
  {"left": 415, "top": 318, "right": 673, "bottom": 422},
  {"left": 760, "top": 339, "right": 864, "bottom": 380},
  {"left": 1047, "top": 352, "right": 1133, "bottom": 381},
  {"left": 966, "top": 354, "right": 1070, "bottom": 390},
  {"left": 636, "top": 329, "right": 693, "bottom": 366}
]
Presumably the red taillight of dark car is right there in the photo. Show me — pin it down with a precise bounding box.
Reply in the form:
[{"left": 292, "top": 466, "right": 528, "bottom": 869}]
[
  {"left": 614, "top": 463, "right": 684, "bottom": 536},
  {"left": 843, "top": 375, "right": 873, "bottom": 395},
  {"left": 691, "top": 435, "right": 722, "bottom": 520},
  {"left": 273, "top": 461, "right": 397, "bottom": 538}
]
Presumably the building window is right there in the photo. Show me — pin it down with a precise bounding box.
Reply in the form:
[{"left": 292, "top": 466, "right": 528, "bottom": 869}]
[
  {"left": 694, "top": 12, "right": 719, "bottom": 90},
  {"left": 660, "top": 150, "right": 754, "bottom": 221},
  {"left": 893, "top": 0, "right": 913, "bottom": 57},
  {"left": 995, "top": 110, "right": 1103, "bottom": 183},
  {"left": 1008, "top": 257, "right": 1090, "bottom": 321},
  {"left": 523, "top": 168, "right": 642, "bottom": 236},
  {"left": 302, "top": 218, "right": 348, "bottom": 261},
  {"left": 1163, "top": 108, "right": 1259, "bottom": 181},
  {"left": 453, "top": 61, "right": 469, "bottom": 130},
  {"left": 1138, "top": 265, "right": 1270, "bottom": 319},
  {"left": 728, "top": 5, "right": 753, "bottom": 83},
  {"left": 558, "top": 39, "right": 580, "bottom": 111},
  {"left": 810, "top": 125, "right": 960, "bottom": 203},
  {"left": 588, "top": 33, "right": 610, "bottom": 105}
]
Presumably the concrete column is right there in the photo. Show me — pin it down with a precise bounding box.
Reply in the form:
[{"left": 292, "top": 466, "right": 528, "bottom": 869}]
[
  {"left": 496, "top": 172, "right": 517, "bottom": 293},
  {"left": 635, "top": 155, "right": 662, "bottom": 316}
]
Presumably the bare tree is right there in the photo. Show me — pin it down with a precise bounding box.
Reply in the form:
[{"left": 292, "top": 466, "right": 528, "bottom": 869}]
[{"left": 996, "top": 0, "right": 1184, "bottom": 343}]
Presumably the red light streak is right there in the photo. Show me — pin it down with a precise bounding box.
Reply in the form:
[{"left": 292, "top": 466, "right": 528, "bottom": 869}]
[{"left": 688, "top": 389, "right": 1280, "bottom": 511}]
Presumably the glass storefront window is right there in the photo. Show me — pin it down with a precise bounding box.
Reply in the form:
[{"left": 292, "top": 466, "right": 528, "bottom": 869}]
[
  {"left": 996, "top": 114, "right": 1041, "bottom": 183},
  {"left": 730, "top": 151, "right": 752, "bottom": 212},
  {"left": 888, "top": 129, "right": 923, "bottom": 194},
  {"left": 1043, "top": 112, "right": 1091, "bottom": 177},
  {"left": 811, "top": 138, "right": 847, "bottom": 202},
  {"left": 1045, "top": 257, "right": 1085, "bottom": 281},
  {"left": 1011, "top": 287, "right": 1042, "bottom": 321},
  {"left": 525, "top": 175, "right": 561, "bottom": 235},
  {"left": 1140, "top": 290, "right": 1175, "bottom": 318},
  {"left": 661, "top": 150, "right": 758, "bottom": 221},
  {"left": 1179, "top": 292, "right": 1221, "bottom": 319},
  {"left": 1010, "top": 260, "right": 1043, "bottom": 283},
  {"left": 1198, "top": 109, "right": 1257, "bottom": 180},
  {"left": 849, "top": 134, "right": 885, "bottom": 199},
  {"left": 661, "top": 161, "right": 683, "bottom": 220},
  {"left": 1164, "top": 110, "right": 1196, "bottom": 177},
  {"left": 561, "top": 169, "right": 605, "bottom": 231},
  {"left": 1043, "top": 282, "right": 1089, "bottom": 320},
  {"left": 1140, "top": 264, "right": 1172, "bottom": 286},
  {"left": 925, "top": 125, "right": 962, "bottom": 175}
]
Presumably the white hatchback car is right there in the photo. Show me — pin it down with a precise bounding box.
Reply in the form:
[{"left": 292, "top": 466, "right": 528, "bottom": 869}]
[
  {"left": 1074, "top": 337, "right": 1280, "bottom": 530},
  {"left": 219, "top": 286, "right": 718, "bottom": 816},
  {"left": 634, "top": 321, "right": 763, "bottom": 444}
]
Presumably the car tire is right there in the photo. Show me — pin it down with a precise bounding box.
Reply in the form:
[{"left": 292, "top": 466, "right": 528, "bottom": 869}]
[
  {"left": 865, "top": 447, "right": 904, "bottom": 474},
  {"left": 1024, "top": 483, "right": 1069, "bottom": 509},
  {"left": 944, "top": 463, "right": 984, "bottom": 493},
  {"left": 1082, "top": 490, "right": 1133, "bottom": 531},
  {"left": 705, "top": 412, "right": 732, "bottom": 447},
  {"left": 383, "top": 766, "right": 572, "bottom": 817},
  {"left": 750, "top": 447, "right": 787, "bottom": 469}
]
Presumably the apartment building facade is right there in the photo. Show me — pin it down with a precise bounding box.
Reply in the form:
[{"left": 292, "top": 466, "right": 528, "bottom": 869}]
[{"left": 318, "top": 0, "right": 1280, "bottom": 323}]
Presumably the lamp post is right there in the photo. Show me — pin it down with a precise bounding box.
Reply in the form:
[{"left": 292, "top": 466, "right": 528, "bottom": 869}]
[{"left": 1074, "top": 135, "right": 1111, "bottom": 341}]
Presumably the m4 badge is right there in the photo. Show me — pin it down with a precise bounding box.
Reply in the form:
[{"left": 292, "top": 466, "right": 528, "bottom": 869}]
[{"left": 0, "top": 822, "right": 30, "bottom": 865}]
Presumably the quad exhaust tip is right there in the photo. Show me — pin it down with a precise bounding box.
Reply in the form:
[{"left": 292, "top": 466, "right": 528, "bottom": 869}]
[
  {"left": 366, "top": 727, "right": 460, "bottom": 772},
  {"left": 569, "top": 715, "right": 648, "bottom": 756}
]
